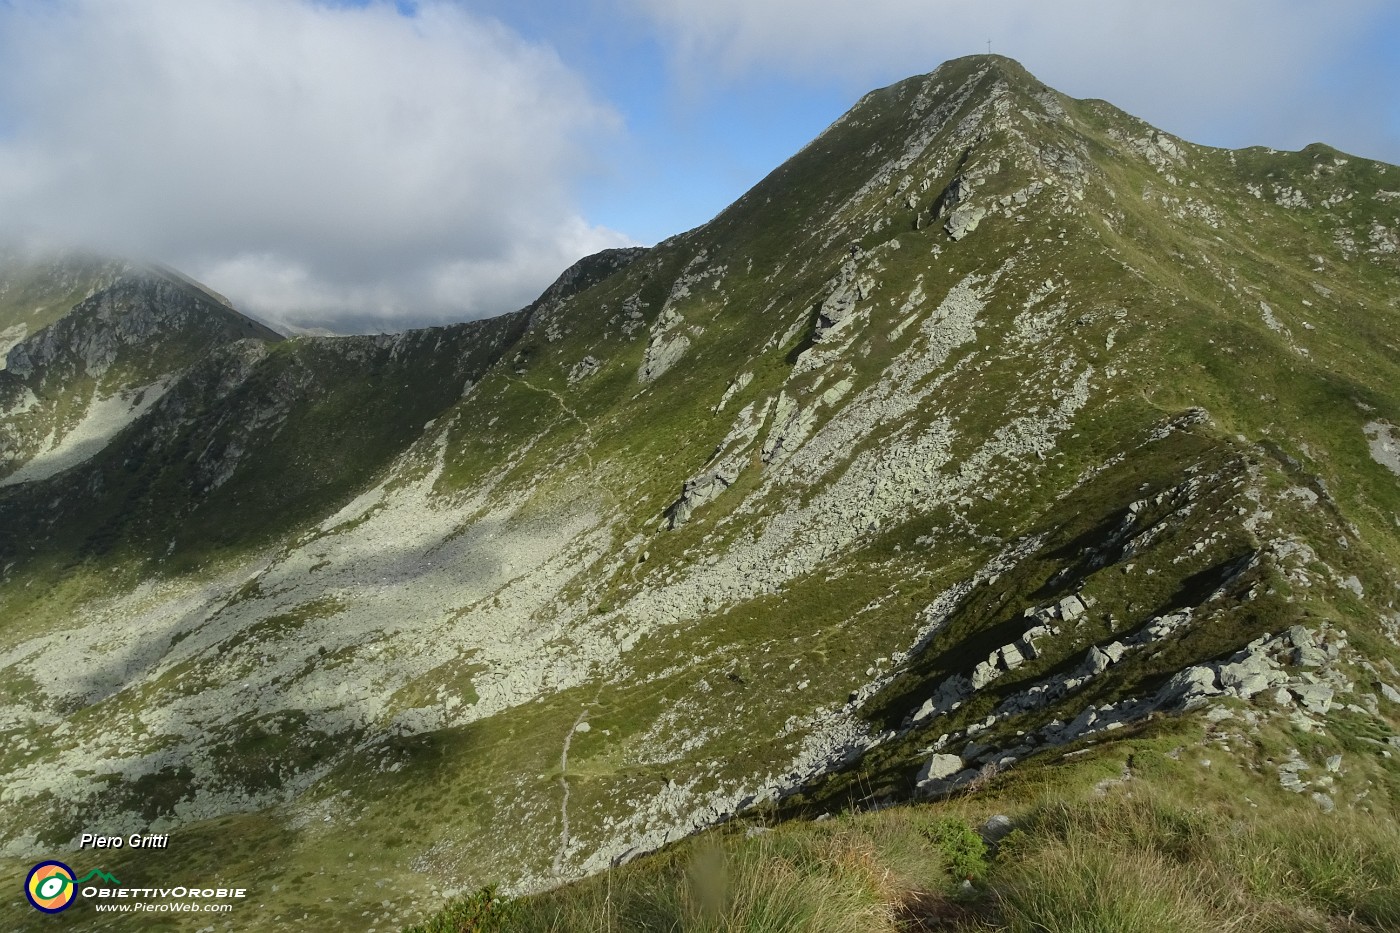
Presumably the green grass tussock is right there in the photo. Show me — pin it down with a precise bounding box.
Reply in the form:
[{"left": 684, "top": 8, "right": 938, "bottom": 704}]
[
  {"left": 409, "top": 765, "right": 1400, "bottom": 933},
  {"left": 504, "top": 826, "right": 913, "bottom": 933},
  {"left": 995, "top": 788, "right": 1400, "bottom": 932}
]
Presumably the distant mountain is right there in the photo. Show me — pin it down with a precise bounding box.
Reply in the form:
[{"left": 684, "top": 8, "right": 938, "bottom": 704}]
[
  {"left": 1, "top": 55, "right": 1398, "bottom": 932},
  {"left": 0, "top": 259, "right": 282, "bottom": 486},
  {"left": 0, "top": 248, "right": 129, "bottom": 350}
]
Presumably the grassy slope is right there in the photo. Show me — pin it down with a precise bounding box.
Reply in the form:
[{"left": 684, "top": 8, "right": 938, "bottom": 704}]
[
  {"left": 463, "top": 710, "right": 1400, "bottom": 933},
  {"left": 401, "top": 58, "right": 1400, "bottom": 932}
]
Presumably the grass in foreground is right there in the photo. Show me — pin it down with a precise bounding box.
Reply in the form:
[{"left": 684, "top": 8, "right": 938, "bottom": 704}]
[{"left": 406, "top": 765, "right": 1400, "bottom": 933}]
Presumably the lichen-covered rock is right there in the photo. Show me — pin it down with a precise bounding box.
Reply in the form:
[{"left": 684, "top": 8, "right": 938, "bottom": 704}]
[
  {"left": 1084, "top": 645, "right": 1113, "bottom": 676},
  {"left": 568, "top": 355, "right": 602, "bottom": 384},
  {"left": 998, "top": 642, "right": 1025, "bottom": 671},
  {"left": 1057, "top": 594, "right": 1087, "bottom": 620},
  {"left": 1218, "top": 656, "right": 1285, "bottom": 698},
  {"left": 971, "top": 659, "right": 1000, "bottom": 689},
  {"left": 945, "top": 204, "right": 987, "bottom": 240},
  {"left": 913, "top": 675, "right": 973, "bottom": 723},
  {"left": 1363, "top": 421, "right": 1400, "bottom": 476},
  {"left": 1161, "top": 666, "right": 1222, "bottom": 706},
  {"left": 640, "top": 332, "right": 690, "bottom": 383},
  {"left": 916, "top": 753, "right": 964, "bottom": 786},
  {"left": 1291, "top": 683, "right": 1335, "bottom": 714}
]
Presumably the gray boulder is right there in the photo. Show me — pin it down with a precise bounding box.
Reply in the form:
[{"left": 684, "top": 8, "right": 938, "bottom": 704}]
[
  {"left": 1019, "top": 624, "right": 1054, "bottom": 659},
  {"left": 980, "top": 814, "right": 1014, "bottom": 846},
  {"left": 971, "top": 659, "right": 1000, "bottom": 690},
  {"left": 916, "top": 753, "right": 964, "bottom": 786},
  {"left": 1293, "top": 645, "right": 1327, "bottom": 667},
  {"left": 1084, "top": 645, "right": 1112, "bottom": 676},
  {"left": 1057, "top": 594, "right": 1087, "bottom": 621},
  {"left": 1285, "top": 625, "right": 1314, "bottom": 648},
  {"left": 1219, "top": 657, "right": 1284, "bottom": 698},
  {"left": 1291, "top": 683, "right": 1334, "bottom": 714},
  {"left": 912, "top": 675, "right": 972, "bottom": 722},
  {"left": 945, "top": 204, "right": 987, "bottom": 241},
  {"left": 1160, "top": 666, "right": 1221, "bottom": 706},
  {"left": 998, "top": 643, "right": 1025, "bottom": 671}
]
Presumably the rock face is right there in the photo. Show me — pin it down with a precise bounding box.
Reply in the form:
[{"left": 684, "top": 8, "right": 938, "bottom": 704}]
[
  {"left": 568, "top": 355, "right": 602, "bottom": 384},
  {"left": 640, "top": 331, "right": 690, "bottom": 383},
  {"left": 668, "top": 470, "right": 734, "bottom": 527},
  {"left": 1164, "top": 666, "right": 1222, "bottom": 705},
  {"left": 1218, "top": 655, "right": 1285, "bottom": 698},
  {"left": 816, "top": 259, "right": 876, "bottom": 338},
  {"left": 2, "top": 54, "right": 1400, "bottom": 931},
  {"left": 639, "top": 308, "right": 692, "bottom": 383}
]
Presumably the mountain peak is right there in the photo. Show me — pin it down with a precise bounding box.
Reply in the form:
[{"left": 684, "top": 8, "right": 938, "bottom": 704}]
[{"left": 931, "top": 51, "right": 1041, "bottom": 84}]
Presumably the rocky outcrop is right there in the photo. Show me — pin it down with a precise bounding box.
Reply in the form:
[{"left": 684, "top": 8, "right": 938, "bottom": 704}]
[
  {"left": 714, "top": 372, "right": 753, "bottom": 412},
  {"left": 0, "top": 270, "right": 283, "bottom": 483},
  {"left": 1165, "top": 627, "right": 1349, "bottom": 710},
  {"left": 760, "top": 392, "right": 818, "bottom": 465},
  {"left": 916, "top": 752, "right": 973, "bottom": 793},
  {"left": 945, "top": 204, "right": 987, "bottom": 240},
  {"left": 568, "top": 355, "right": 602, "bottom": 384},
  {"left": 906, "top": 619, "right": 1366, "bottom": 806},
  {"left": 667, "top": 400, "right": 769, "bottom": 527},
  {"left": 1364, "top": 421, "right": 1400, "bottom": 476},
  {"left": 524, "top": 246, "right": 648, "bottom": 334},
  {"left": 815, "top": 259, "right": 875, "bottom": 340},
  {"left": 667, "top": 470, "right": 734, "bottom": 528},
  {"left": 639, "top": 309, "right": 692, "bottom": 383}
]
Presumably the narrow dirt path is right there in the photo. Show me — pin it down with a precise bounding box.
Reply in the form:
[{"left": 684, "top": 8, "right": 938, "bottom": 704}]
[
  {"left": 513, "top": 376, "right": 605, "bottom": 478},
  {"left": 552, "top": 706, "right": 593, "bottom": 876},
  {"left": 514, "top": 375, "right": 647, "bottom": 589}
]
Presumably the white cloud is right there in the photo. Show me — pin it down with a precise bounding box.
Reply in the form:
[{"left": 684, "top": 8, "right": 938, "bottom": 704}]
[
  {"left": 0, "top": 0, "right": 633, "bottom": 332},
  {"left": 196, "top": 215, "right": 626, "bottom": 333},
  {"left": 628, "top": 0, "right": 1399, "bottom": 164}
]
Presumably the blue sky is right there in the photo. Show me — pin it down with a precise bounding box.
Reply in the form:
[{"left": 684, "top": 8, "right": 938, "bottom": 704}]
[
  {"left": 1, "top": 0, "right": 1397, "bottom": 331},
  {"left": 459, "top": 0, "right": 863, "bottom": 244},
  {"left": 487, "top": 0, "right": 1400, "bottom": 244}
]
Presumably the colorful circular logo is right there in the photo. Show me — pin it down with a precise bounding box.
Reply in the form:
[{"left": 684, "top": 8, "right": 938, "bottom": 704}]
[{"left": 26, "top": 861, "right": 76, "bottom": 913}]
